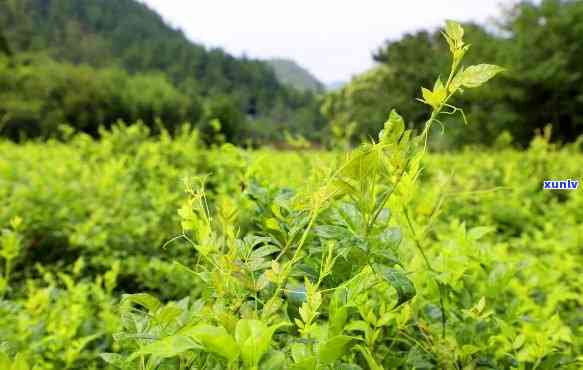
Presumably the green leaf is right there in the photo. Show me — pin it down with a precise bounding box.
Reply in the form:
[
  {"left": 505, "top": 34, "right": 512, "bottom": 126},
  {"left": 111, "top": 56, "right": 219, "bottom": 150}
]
[
  {"left": 291, "top": 343, "right": 309, "bottom": 362},
  {"left": 250, "top": 244, "right": 280, "bottom": 259},
  {"left": 476, "top": 296, "right": 486, "bottom": 313},
  {"left": 513, "top": 334, "right": 526, "bottom": 350},
  {"left": 421, "top": 79, "right": 446, "bottom": 109},
  {"left": 265, "top": 218, "right": 280, "bottom": 231},
  {"left": 453, "top": 44, "right": 471, "bottom": 64},
  {"left": 467, "top": 226, "right": 495, "bottom": 241},
  {"left": 261, "top": 351, "right": 287, "bottom": 370},
  {"left": 379, "top": 109, "right": 405, "bottom": 143},
  {"left": 344, "top": 320, "right": 369, "bottom": 333},
  {"left": 12, "top": 354, "right": 29, "bottom": 370},
  {"left": 378, "top": 226, "right": 402, "bottom": 248},
  {"left": 421, "top": 88, "right": 434, "bottom": 107},
  {"left": 355, "top": 345, "right": 383, "bottom": 370},
  {"left": 318, "top": 335, "right": 354, "bottom": 364},
  {"left": 451, "top": 64, "right": 504, "bottom": 90},
  {"left": 121, "top": 293, "right": 161, "bottom": 312},
  {"left": 289, "top": 357, "right": 318, "bottom": 370},
  {"left": 445, "top": 20, "right": 464, "bottom": 44},
  {"left": 235, "top": 319, "right": 268, "bottom": 363},
  {"left": 72, "top": 334, "right": 101, "bottom": 355},
  {"left": 154, "top": 304, "right": 183, "bottom": 327},
  {"left": 373, "top": 264, "right": 416, "bottom": 308},
  {"left": 100, "top": 353, "right": 125, "bottom": 368},
  {"left": 182, "top": 324, "right": 239, "bottom": 362},
  {"left": 315, "top": 225, "right": 351, "bottom": 240},
  {"left": 0, "top": 352, "right": 10, "bottom": 370},
  {"left": 127, "top": 335, "right": 202, "bottom": 362},
  {"left": 235, "top": 319, "right": 288, "bottom": 368},
  {"left": 406, "top": 347, "right": 434, "bottom": 369},
  {"left": 433, "top": 78, "right": 447, "bottom": 96},
  {"left": 328, "top": 288, "right": 349, "bottom": 337}
]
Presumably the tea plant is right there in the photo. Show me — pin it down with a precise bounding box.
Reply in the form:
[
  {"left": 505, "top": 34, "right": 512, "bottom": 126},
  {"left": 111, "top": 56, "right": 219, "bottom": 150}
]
[
  {"left": 0, "top": 217, "right": 23, "bottom": 298},
  {"left": 0, "top": 218, "right": 122, "bottom": 368},
  {"left": 102, "top": 21, "right": 516, "bottom": 369}
]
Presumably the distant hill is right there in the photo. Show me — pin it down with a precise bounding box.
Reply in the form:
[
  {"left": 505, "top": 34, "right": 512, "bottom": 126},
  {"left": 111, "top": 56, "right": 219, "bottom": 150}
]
[
  {"left": 326, "top": 81, "right": 347, "bottom": 91},
  {"left": 0, "top": 0, "right": 321, "bottom": 124},
  {"left": 266, "top": 58, "right": 324, "bottom": 92}
]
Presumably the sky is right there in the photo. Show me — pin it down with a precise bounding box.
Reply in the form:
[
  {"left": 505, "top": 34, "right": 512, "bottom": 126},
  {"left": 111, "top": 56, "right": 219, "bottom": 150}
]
[{"left": 140, "top": 0, "right": 511, "bottom": 84}]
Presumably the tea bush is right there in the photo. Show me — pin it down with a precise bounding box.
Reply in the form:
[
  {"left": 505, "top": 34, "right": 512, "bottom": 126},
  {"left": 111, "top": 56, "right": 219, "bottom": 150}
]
[{"left": 99, "top": 22, "right": 578, "bottom": 369}]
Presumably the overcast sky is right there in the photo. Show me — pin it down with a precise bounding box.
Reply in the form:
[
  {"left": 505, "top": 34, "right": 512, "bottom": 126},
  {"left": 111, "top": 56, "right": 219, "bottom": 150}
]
[{"left": 141, "top": 0, "right": 511, "bottom": 84}]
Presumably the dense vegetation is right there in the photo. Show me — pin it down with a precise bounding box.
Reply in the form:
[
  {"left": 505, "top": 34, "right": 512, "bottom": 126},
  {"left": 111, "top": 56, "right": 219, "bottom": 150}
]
[
  {"left": 323, "top": 0, "right": 583, "bottom": 148},
  {"left": 0, "top": 0, "right": 325, "bottom": 143},
  {"left": 1, "top": 125, "right": 582, "bottom": 368},
  {"left": 0, "top": 55, "right": 202, "bottom": 138},
  {"left": 1, "top": 21, "right": 581, "bottom": 369},
  {"left": 2, "top": 0, "right": 583, "bottom": 149}
]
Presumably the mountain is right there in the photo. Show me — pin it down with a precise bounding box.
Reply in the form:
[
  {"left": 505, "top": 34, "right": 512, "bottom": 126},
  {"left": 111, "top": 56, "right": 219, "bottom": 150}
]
[
  {"left": 266, "top": 58, "right": 324, "bottom": 93},
  {"left": 0, "top": 0, "right": 323, "bottom": 136},
  {"left": 325, "top": 81, "right": 347, "bottom": 91}
]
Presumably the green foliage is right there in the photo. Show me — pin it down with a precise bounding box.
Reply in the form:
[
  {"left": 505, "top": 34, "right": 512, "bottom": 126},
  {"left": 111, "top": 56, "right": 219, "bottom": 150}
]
[
  {"left": 0, "top": 55, "right": 202, "bottom": 139},
  {"left": 96, "top": 21, "right": 578, "bottom": 370},
  {"left": 498, "top": 0, "right": 583, "bottom": 145},
  {"left": 0, "top": 20, "right": 581, "bottom": 370},
  {"left": 0, "top": 242, "right": 120, "bottom": 368},
  {"left": 321, "top": 66, "right": 395, "bottom": 143},
  {"left": 0, "top": 30, "right": 11, "bottom": 56},
  {"left": 0, "top": 0, "right": 325, "bottom": 143},
  {"left": 324, "top": 0, "right": 583, "bottom": 148},
  {"left": 200, "top": 95, "right": 247, "bottom": 145},
  {"left": 1, "top": 112, "right": 582, "bottom": 369}
]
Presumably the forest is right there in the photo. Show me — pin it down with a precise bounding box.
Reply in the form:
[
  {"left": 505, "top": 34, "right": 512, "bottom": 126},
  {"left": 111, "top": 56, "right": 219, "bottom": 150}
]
[{"left": 1, "top": 0, "right": 583, "bottom": 147}]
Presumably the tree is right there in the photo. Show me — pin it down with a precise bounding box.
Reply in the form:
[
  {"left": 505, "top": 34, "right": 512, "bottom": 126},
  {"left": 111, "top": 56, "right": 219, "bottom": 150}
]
[
  {"left": 498, "top": 0, "right": 583, "bottom": 145},
  {"left": 321, "top": 66, "right": 395, "bottom": 141},
  {"left": 323, "top": 0, "right": 583, "bottom": 148},
  {"left": 0, "top": 55, "right": 202, "bottom": 139},
  {"left": 0, "top": 0, "right": 325, "bottom": 142},
  {"left": 201, "top": 95, "right": 246, "bottom": 144},
  {"left": 0, "top": 31, "right": 11, "bottom": 56}
]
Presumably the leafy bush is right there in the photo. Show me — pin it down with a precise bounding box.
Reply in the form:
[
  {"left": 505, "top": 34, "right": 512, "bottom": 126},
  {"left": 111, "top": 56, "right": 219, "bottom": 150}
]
[{"left": 100, "top": 22, "right": 565, "bottom": 370}]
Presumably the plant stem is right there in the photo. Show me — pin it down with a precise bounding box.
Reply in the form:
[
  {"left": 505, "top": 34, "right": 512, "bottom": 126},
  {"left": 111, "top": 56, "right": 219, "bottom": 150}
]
[{"left": 403, "top": 206, "right": 447, "bottom": 339}]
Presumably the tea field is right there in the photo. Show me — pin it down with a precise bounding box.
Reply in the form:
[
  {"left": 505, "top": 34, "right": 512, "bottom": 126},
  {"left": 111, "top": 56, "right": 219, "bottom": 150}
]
[{"left": 0, "top": 124, "right": 582, "bottom": 369}]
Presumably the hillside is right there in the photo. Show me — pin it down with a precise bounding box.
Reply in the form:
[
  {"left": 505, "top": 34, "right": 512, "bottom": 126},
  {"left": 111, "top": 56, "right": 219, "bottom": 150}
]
[
  {"left": 0, "top": 0, "right": 324, "bottom": 139},
  {"left": 266, "top": 58, "right": 324, "bottom": 92}
]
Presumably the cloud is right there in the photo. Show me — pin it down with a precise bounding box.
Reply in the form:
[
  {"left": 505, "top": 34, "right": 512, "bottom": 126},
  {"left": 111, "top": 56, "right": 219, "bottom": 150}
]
[{"left": 140, "top": 0, "right": 508, "bottom": 83}]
